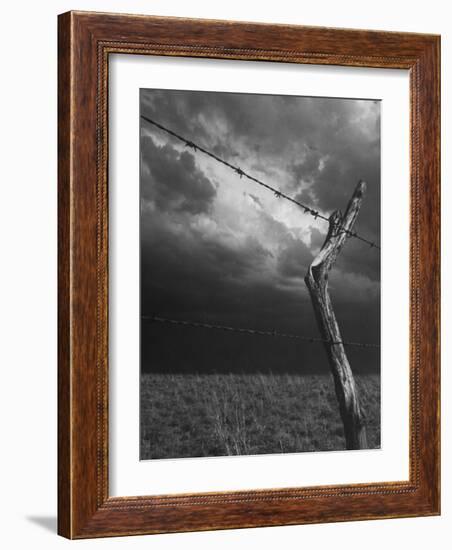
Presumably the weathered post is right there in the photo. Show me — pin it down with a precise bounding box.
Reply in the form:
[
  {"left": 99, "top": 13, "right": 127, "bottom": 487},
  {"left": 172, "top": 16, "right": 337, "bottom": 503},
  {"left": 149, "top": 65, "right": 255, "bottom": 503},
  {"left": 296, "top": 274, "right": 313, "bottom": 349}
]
[{"left": 305, "top": 180, "right": 368, "bottom": 450}]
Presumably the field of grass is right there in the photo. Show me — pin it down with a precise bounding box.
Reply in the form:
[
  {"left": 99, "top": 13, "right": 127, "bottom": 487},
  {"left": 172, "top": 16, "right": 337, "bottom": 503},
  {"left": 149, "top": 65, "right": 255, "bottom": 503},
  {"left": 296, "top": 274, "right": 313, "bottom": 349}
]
[{"left": 140, "top": 372, "right": 380, "bottom": 459}]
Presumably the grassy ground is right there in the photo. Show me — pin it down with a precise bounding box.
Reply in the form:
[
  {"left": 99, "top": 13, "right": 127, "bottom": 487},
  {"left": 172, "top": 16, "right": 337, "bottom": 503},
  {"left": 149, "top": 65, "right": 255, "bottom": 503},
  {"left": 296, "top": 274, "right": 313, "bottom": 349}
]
[{"left": 140, "top": 372, "right": 380, "bottom": 459}]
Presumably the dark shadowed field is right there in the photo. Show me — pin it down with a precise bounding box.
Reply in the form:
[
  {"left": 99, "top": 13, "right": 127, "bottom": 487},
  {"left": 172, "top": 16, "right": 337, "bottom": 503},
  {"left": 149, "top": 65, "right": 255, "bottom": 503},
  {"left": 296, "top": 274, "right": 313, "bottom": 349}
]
[{"left": 140, "top": 372, "right": 380, "bottom": 459}]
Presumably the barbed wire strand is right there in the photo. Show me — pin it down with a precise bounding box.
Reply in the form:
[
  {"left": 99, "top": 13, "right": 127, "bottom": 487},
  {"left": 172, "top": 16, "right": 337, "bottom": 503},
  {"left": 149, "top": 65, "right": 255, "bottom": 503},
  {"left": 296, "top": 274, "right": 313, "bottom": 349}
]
[
  {"left": 143, "top": 315, "right": 380, "bottom": 349},
  {"left": 141, "top": 114, "right": 380, "bottom": 251}
]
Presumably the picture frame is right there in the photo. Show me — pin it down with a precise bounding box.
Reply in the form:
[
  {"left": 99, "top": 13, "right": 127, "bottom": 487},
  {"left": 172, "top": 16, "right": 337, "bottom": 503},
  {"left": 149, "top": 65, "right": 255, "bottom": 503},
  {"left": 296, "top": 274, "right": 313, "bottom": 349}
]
[{"left": 58, "top": 10, "right": 440, "bottom": 539}]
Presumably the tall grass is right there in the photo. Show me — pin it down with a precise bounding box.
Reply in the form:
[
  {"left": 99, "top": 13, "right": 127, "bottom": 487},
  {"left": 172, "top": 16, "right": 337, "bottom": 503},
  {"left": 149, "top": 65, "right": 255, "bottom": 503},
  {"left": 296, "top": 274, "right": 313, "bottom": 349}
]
[{"left": 140, "top": 372, "right": 380, "bottom": 459}]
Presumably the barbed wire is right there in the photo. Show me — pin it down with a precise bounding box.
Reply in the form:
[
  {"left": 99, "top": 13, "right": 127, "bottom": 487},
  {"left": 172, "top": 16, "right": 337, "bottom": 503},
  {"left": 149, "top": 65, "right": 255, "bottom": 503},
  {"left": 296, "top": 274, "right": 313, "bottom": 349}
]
[
  {"left": 143, "top": 315, "right": 380, "bottom": 349},
  {"left": 141, "top": 114, "right": 380, "bottom": 251}
]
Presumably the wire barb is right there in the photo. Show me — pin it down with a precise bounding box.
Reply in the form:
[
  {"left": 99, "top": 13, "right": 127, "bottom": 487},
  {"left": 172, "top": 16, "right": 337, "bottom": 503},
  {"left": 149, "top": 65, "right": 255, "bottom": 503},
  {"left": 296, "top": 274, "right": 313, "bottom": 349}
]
[
  {"left": 185, "top": 140, "right": 197, "bottom": 151},
  {"left": 140, "top": 115, "right": 381, "bottom": 251}
]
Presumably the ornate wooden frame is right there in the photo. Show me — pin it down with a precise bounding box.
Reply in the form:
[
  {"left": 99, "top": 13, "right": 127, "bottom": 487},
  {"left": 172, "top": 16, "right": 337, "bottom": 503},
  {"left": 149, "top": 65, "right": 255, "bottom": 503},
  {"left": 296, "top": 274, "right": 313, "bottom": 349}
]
[{"left": 58, "top": 11, "right": 440, "bottom": 539}]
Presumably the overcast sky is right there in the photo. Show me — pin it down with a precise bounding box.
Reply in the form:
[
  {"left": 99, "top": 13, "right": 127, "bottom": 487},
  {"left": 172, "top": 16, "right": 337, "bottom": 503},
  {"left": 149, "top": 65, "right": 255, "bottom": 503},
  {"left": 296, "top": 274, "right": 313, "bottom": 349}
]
[{"left": 140, "top": 89, "right": 380, "bottom": 374}]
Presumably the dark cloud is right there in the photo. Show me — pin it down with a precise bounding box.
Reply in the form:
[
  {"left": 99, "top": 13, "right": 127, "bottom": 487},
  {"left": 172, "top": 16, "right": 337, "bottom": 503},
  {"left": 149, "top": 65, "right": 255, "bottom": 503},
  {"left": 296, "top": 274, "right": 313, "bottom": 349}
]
[
  {"left": 141, "top": 89, "right": 380, "bottom": 243},
  {"left": 141, "top": 135, "right": 216, "bottom": 215},
  {"left": 336, "top": 236, "right": 381, "bottom": 283},
  {"left": 293, "top": 150, "right": 380, "bottom": 239},
  {"left": 277, "top": 237, "right": 313, "bottom": 278},
  {"left": 141, "top": 213, "right": 276, "bottom": 320},
  {"left": 140, "top": 89, "right": 381, "bottom": 374}
]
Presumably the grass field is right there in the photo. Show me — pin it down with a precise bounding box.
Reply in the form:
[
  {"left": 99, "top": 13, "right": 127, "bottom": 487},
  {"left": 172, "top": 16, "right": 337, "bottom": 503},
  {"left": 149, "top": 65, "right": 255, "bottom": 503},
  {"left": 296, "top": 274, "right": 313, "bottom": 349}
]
[{"left": 140, "top": 372, "right": 380, "bottom": 459}]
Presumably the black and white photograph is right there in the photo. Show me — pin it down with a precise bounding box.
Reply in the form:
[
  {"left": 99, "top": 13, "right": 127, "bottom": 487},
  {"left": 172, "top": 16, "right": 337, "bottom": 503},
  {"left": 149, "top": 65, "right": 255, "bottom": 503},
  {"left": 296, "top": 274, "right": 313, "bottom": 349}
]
[{"left": 139, "top": 88, "right": 381, "bottom": 460}]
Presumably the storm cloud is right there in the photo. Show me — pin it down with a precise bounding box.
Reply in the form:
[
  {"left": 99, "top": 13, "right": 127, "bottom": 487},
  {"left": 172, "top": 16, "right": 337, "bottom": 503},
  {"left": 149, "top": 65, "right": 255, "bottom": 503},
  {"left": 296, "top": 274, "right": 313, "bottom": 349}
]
[
  {"left": 140, "top": 89, "right": 381, "bottom": 374},
  {"left": 141, "top": 136, "right": 217, "bottom": 215}
]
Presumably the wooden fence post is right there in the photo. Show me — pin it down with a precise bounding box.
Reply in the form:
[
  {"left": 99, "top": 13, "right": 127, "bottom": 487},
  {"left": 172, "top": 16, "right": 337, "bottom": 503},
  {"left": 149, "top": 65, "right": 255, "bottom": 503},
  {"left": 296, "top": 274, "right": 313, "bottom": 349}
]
[{"left": 305, "top": 180, "right": 368, "bottom": 450}]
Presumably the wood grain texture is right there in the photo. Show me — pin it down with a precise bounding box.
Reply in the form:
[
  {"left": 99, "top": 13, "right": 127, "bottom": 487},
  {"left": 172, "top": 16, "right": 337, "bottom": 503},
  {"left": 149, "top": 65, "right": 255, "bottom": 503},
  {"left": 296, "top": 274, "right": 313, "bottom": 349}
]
[
  {"left": 57, "top": 10, "right": 440, "bottom": 539},
  {"left": 305, "top": 182, "right": 368, "bottom": 450},
  {"left": 57, "top": 11, "right": 72, "bottom": 538}
]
